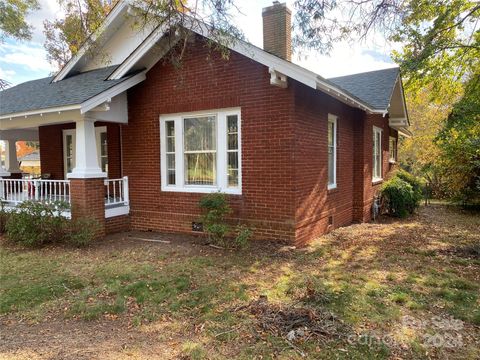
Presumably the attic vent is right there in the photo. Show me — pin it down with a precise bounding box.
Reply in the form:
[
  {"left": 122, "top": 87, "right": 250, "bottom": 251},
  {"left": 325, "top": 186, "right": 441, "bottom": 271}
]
[{"left": 192, "top": 222, "right": 203, "bottom": 232}]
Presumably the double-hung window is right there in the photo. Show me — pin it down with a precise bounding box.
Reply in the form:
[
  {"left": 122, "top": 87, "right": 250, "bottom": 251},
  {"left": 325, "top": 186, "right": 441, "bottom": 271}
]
[
  {"left": 327, "top": 114, "right": 337, "bottom": 189},
  {"left": 372, "top": 126, "right": 383, "bottom": 182},
  {"left": 160, "top": 108, "right": 241, "bottom": 194},
  {"left": 389, "top": 136, "right": 397, "bottom": 163}
]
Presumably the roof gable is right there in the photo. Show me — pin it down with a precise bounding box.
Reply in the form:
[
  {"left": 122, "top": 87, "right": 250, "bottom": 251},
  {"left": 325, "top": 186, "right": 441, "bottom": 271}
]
[
  {"left": 4, "top": 1, "right": 408, "bottom": 130},
  {"left": 328, "top": 68, "right": 400, "bottom": 111}
]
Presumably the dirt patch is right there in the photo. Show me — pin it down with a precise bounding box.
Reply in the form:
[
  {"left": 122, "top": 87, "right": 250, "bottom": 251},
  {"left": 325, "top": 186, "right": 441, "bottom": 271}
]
[
  {"left": 0, "top": 318, "right": 177, "bottom": 359},
  {"left": 237, "top": 296, "right": 349, "bottom": 344}
]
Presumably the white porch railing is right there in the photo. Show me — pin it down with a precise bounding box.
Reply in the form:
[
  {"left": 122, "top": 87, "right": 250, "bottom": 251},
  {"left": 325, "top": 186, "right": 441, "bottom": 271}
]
[
  {"left": 0, "top": 179, "right": 71, "bottom": 205},
  {"left": 104, "top": 176, "right": 129, "bottom": 207}
]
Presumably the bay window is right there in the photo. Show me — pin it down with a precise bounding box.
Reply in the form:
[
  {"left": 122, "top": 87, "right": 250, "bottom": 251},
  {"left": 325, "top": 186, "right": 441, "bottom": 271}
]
[
  {"left": 373, "top": 126, "right": 382, "bottom": 182},
  {"left": 160, "top": 108, "right": 241, "bottom": 194}
]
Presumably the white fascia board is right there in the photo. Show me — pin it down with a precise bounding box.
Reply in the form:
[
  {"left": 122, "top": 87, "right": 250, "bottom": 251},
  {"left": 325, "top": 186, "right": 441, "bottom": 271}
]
[
  {"left": 80, "top": 71, "right": 147, "bottom": 113},
  {"left": 397, "top": 74, "right": 410, "bottom": 126},
  {"left": 52, "top": 0, "right": 129, "bottom": 83},
  {"left": 0, "top": 104, "right": 81, "bottom": 121},
  {"left": 108, "top": 24, "right": 169, "bottom": 80}
]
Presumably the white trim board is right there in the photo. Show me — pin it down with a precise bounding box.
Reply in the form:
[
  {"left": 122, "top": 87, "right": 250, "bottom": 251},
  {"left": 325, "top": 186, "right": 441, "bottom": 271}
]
[{"left": 105, "top": 205, "right": 130, "bottom": 218}]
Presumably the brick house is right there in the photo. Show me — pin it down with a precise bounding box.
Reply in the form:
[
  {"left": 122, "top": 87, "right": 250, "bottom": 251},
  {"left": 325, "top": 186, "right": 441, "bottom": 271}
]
[{"left": 0, "top": 1, "right": 410, "bottom": 245}]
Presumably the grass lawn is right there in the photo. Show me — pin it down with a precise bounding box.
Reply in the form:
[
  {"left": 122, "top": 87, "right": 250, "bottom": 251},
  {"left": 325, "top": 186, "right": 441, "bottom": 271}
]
[{"left": 0, "top": 204, "right": 479, "bottom": 359}]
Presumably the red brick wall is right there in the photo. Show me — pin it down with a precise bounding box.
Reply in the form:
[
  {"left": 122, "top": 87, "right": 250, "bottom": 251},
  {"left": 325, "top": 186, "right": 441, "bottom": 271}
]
[
  {"left": 123, "top": 35, "right": 296, "bottom": 241},
  {"left": 291, "top": 81, "right": 397, "bottom": 245},
  {"left": 70, "top": 178, "right": 105, "bottom": 236},
  {"left": 36, "top": 36, "right": 399, "bottom": 244},
  {"left": 353, "top": 113, "right": 398, "bottom": 223},
  {"left": 39, "top": 122, "right": 122, "bottom": 180},
  {"left": 292, "top": 81, "right": 359, "bottom": 245},
  {"left": 106, "top": 215, "right": 130, "bottom": 234}
]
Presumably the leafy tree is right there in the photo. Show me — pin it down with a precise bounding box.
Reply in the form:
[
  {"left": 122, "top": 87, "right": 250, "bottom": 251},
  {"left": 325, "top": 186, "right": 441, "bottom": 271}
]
[
  {"left": 398, "top": 84, "right": 453, "bottom": 197},
  {"left": 43, "top": 0, "right": 243, "bottom": 70},
  {"left": 435, "top": 72, "right": 480, "bottom": 204},
  {"left": 0, "top": 0, "right": 40, "bottom": 89},
  {"left": 43, "top": 0, "right": 118, "bottom": 70}
]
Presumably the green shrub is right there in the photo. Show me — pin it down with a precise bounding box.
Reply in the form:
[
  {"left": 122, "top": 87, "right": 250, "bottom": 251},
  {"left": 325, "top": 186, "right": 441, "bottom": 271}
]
[
  {"left": 5, "top": 201, "right": 70, "bottom": 247},
  {"left": 396, "top": 169, "right": 423, "bottom": 208},
  {"left": 66, "top": 217, "right": 101, "bottom": 247},
  {"left": 5, "top": 200, "right": 99, "bottom": 247},
  {"left": 199, "top": 193, "right": 253, "bottom": 248},
  {"left": 0, "top": 202, "right": 10, "bottom": 234},
  {"left": 199, "top": 193, "right": 232, "bottom": 245},
  {"left": 381, "top": 177, "right": 416, "bottom": 218},
  {"left": 234, "top": 224, "right": 252, "bottom": 249}
]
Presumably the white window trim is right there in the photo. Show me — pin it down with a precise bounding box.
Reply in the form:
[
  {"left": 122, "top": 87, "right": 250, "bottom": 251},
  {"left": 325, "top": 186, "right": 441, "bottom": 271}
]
[
  {"left": 63, "top": 129, "right": 76, "bottom": 179},
  {"left": 62, "top": 126, "right": 107, "bottom": 179},
  {"left": 327, "top": 114, "right": 337, "bottom": 190},
  {"left": 160, "top": 108, "right": 242, "bottom": 195},
  {"left": 389, "top": 136, "right": 397, "bottom": 163},
  {"left": 373, "top": 126, "right": 383, "bottom": 183}
]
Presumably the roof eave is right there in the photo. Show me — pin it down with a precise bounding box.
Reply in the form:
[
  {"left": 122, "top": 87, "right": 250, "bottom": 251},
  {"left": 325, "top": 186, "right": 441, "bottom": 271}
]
[{"left": 0, "top": 71, "right": 146, "bottom": 122}]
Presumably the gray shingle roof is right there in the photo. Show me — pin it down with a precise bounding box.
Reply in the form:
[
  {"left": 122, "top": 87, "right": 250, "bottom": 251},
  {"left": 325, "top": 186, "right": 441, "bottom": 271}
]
[
  {"left": 0, "top": 65, "right": 134, "bottom": 116},
  {"left": 19, "top": 151, "right": 40, "bottom": 162},
  {"left": 328, "top": 67, "right": 399, "bottom": 110}
]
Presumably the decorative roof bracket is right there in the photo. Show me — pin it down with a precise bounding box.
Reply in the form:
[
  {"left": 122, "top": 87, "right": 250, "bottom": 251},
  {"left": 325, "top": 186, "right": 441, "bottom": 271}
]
[{"left": 269, "top": 67, "right": 288, "bottom": 88}]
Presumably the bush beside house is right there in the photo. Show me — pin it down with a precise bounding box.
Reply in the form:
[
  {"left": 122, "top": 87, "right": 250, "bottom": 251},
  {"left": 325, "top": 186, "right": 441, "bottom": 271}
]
[
  {"left": 2, "top": 201, "right": 100, "bottom": 247},
  {"left": 381, "top": 170, "right": 423, "bottom": 218}
]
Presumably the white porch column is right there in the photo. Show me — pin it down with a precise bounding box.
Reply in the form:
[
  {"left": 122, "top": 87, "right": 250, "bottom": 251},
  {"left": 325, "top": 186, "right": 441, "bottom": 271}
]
[
  {"left": 5, "top": 140, "right": 21, "bottom": 174},
  {"left": 68, "top": 117, "right": 106, "bottom": 179}
]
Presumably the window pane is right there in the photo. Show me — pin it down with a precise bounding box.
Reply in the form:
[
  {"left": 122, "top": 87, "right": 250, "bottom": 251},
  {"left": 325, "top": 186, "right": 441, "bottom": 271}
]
[
  {"left": 101, "top": 157, "right": 108, "bottom": 173},
  {"left": 167, "top": 153, "right": 175, "bottom": 185},
  {"left": 328, "top": 122, "right": 334, "bottom": 147},
  {"left": 66, "top": 135, "right": 73, "bottom": 158},
  {"left": 168, "top": 170, "right": 176, "bottom": 185},
  {"left": 228, "top": 169, "right": 238, "bottom": 187},
  {"left": 228, "top": 134, "right": 238, "bottom": 150},
  {"left": 227, "top": 115, "right": 238, "bottom": 133},
  {"left": 167, "top": 153, "right": 175, "bottom": 169},
  {"left": 66, "top": 134, "right": 74, "bottom": 173},
  {"left": 66, "top": 157, "right": 73, "bottom": 173},
  {"left": 328, "top": 151, "right": 334, "bottom": 184},
  {"left": 166, "top": 121, "right": 175, "bottom": 137},
  {"left": 228, "top": 151, "right": 238, "bottom": 170},
  {"left": 165, "top": 121, "right": 176, "bottom": 185},
  {"left": 184, "top": 116, "right": 216, "bottom": 151},
  {"left": 185, "top": 153, "right": 216, "bottom": 185},
  {"left": 167, "top": 137, "right": 175, "bottom": 153},
  {"left": 100, "top": 132, "right": 108, "bottom": 157}
]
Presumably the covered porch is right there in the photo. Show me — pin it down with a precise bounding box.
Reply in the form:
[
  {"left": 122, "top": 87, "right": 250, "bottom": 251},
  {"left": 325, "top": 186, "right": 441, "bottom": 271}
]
[
  {"left": 0, "top": 67, "right": 145, "bottom": 230},
  {"left": 0, "top": 176, "right": 129, "bottom": 218}
]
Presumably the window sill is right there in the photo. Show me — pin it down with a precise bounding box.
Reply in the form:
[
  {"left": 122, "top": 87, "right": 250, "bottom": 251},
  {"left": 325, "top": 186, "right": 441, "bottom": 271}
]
[
  {"left": 327, "top": 184, "right": 337, "bottom": 191},
  {"left": 372, "top": 178, "right": 383, "bottom": 185},
  {"left": 389, "top": 159, "right": 396, "bottom": 164},
  {"left": 161, "top": 185, "right": 242, "bottom": 195}
]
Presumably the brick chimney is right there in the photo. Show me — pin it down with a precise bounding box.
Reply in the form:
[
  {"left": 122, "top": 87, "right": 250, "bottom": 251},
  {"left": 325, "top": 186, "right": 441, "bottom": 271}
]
[{"left": 262, "top": 1, "right": 292, "bottom": 61}]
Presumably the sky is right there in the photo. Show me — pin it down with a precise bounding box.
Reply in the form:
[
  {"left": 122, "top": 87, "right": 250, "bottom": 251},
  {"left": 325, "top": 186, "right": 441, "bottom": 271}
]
[{"left": 0, "top": 0, "right": 398, "bottom": 86}]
